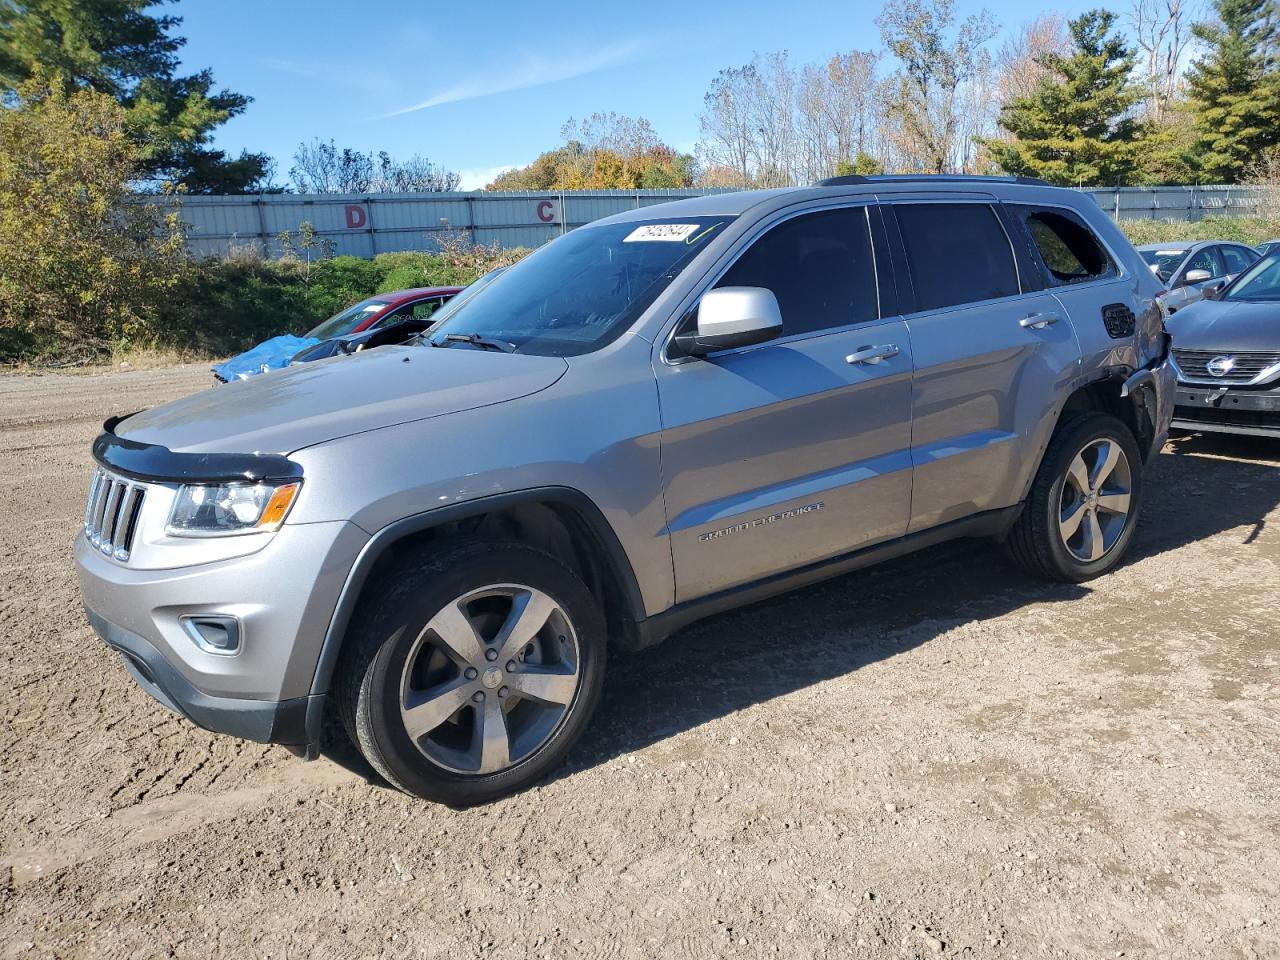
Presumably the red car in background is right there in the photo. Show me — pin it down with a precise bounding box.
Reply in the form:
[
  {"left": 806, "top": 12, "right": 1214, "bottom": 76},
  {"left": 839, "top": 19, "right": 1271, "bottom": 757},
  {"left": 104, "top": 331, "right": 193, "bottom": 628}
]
[
  {"left": 214, "top": 286, "right": 463, "bottom": 382},
  {"left": 305, "top": 286, "right": 464, "bottom": 340}
]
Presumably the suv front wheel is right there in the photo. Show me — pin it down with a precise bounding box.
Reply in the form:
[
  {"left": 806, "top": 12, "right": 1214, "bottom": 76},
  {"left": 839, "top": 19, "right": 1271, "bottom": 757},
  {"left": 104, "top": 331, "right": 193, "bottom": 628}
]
[
  {"left": 337, "top": 540, "right": 606, "bottom": 806},
  {"left": 1007, "top": 413, "right": 1144, "bottom": 583}
]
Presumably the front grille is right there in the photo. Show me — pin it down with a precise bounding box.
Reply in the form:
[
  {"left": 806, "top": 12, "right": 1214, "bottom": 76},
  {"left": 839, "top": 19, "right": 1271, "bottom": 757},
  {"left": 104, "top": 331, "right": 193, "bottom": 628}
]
[
  {"left": 1172, "top": 348, "right": 1280, "bottom": 384},
  {"left": 84, "top": 469, "right": 147, "bottom": 561}
]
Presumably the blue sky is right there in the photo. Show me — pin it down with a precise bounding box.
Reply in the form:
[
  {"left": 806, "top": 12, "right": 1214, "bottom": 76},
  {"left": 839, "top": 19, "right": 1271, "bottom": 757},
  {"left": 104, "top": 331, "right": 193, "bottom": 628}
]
[{"left": 178, "top": 0, "right": 1104, "bottom": 189}]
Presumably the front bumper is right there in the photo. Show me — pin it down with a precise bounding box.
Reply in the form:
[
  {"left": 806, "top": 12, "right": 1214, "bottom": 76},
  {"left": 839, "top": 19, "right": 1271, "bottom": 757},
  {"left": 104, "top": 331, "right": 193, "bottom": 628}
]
[
  {"left": 87, "top": 607, "right": 315, "bottom": 746},
  {"left": 1172, "top": 383, "right": 1280, "bottom": 437},
  {"left": 75, "top": 519, "right": 369, "bottom": 748},
  {"left": 1123, "top": 351, "right": 1178, "bottom": 459}
]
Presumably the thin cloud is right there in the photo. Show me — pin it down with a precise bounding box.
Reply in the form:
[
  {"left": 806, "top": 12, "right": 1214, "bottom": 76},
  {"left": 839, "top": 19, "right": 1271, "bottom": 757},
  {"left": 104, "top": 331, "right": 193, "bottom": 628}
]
[
  {"left": 457, "top": 164, "right": 524, "bottom": 190},
  {"left": 262, "top": 57, "right": 320, "bottom": 79},
  {"left": 263, "top": 57, "right": 397, "bottom": 97},
  {"left": 377, "top": 38, "right": 650, "bottom": 118}
]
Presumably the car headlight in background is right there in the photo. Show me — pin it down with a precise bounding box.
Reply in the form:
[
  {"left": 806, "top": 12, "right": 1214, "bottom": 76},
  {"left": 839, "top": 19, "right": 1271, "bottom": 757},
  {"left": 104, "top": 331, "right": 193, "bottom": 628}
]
[{"left": 166, "top": 481, "right": 301, "bottom": 537}]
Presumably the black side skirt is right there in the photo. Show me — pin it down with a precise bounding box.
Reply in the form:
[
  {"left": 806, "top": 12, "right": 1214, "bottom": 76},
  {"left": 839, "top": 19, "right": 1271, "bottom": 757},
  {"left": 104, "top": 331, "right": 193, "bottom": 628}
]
[{"left": 631, "top": 505, "right": 1023, "bottom": 650}]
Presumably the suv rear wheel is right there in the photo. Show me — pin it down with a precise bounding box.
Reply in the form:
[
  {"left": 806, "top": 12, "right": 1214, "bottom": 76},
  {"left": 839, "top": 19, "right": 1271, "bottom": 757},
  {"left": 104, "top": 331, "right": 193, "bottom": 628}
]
[
  {"left": 337, "top": 539, "right": 606, "bottom": 806},
  {"left": 1007, "top": 413, "right": 1144, "bottom": 583}
]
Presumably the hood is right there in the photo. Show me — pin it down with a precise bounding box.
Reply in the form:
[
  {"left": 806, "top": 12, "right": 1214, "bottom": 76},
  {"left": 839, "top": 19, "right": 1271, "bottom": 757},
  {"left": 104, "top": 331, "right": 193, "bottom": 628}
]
[
  {"left": 119, "top": 345, "right": 568, "bottom": 455},
  {"left": 1166, "top": 299, "right": 1280, "bottom": 353}
]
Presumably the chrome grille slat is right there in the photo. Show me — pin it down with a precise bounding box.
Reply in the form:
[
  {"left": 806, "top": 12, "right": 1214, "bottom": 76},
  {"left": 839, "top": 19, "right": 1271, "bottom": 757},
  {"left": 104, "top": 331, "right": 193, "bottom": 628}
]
[
  {"left": 116, "top": 487, "right": 145, "bottom": 561},
  {"left": 84, "top": 471, "right": 102, "bottom": 529},
  {"left": 100, "top": 481, "right": 124, "bottom": 554},
  {"left": 90, "top": 473, "right": 111, "bottom": 545},
  {"left": 84, "top": 469, "right": 146, "bottom": 562},
  {"left": 1172, "top": 349, "right": 1280, "bottom": 384}
]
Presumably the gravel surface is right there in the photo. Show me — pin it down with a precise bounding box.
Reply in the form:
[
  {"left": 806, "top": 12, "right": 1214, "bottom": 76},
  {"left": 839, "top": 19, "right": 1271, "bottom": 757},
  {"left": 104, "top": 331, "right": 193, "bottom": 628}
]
[{"left": 1, "top": 366, "right": 1277, "bottom": 959}]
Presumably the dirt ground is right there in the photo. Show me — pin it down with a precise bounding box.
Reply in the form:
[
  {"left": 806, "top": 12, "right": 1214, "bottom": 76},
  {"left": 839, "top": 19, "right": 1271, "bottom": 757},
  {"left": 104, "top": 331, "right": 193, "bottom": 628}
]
[{"left": 0, "top": 366, "right": 1277, "bottom": 960}]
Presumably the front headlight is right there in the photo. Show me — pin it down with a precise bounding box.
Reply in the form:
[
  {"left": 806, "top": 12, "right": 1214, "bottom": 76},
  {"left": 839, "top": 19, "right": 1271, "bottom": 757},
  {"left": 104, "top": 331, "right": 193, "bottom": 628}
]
[{"left": 166, "top": 481, "right": 301, "bottom": 537}]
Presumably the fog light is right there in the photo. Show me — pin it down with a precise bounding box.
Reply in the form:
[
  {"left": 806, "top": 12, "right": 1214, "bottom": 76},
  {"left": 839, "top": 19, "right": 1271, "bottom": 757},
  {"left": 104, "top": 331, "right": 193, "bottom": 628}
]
[{"left": 180, "top": 615, "right": 242, "bottom": 656}]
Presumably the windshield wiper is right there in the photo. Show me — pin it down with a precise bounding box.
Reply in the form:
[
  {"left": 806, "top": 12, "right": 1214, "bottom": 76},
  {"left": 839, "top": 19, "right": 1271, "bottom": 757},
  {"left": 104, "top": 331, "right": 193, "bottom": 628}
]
[{"left": 432, "top": 332, "right": 518, "bottom": 353}]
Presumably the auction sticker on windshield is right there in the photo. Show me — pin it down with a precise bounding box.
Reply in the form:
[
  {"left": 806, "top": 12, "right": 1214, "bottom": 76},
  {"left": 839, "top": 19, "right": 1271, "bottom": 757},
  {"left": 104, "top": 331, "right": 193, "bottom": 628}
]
[{"left": 624, "top": 224, "right": 701, "bottom": 242}]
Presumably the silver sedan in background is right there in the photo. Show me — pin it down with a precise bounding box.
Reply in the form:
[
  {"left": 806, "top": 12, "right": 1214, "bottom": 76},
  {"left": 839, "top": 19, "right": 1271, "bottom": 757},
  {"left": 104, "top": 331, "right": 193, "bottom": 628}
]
[{"left": 1137, "top": 240, "right": 1260, "bottom": 314}]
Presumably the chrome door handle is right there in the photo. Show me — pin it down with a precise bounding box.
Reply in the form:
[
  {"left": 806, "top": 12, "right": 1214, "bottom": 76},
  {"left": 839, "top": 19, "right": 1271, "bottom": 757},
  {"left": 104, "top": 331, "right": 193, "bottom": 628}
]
[
  {"left": 845, "top": 344, "right": 900, "bottom": 365},
  {"left": 1019, "top": 312, "right": 1061, "bottom": 330}
]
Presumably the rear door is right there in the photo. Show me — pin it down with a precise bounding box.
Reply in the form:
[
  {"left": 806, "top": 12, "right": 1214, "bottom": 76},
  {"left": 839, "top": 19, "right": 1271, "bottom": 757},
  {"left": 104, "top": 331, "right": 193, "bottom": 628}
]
[
  {"left": 883, "top": 199, "right": 1081, "bottom": 533},
  {"left": 1006, "top": 201, "right": 1135, "bottom": 352},
  {"left": 1218, "top": 243, "right": 1260, "bottom": 283},
  {"left": 655, "top": 203, "right": 915, "bottom": 603}
]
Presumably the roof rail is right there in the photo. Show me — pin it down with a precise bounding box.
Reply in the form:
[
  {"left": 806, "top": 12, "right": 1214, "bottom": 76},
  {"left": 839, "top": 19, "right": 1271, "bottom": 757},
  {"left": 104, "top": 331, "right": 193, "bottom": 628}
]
[{"left": 815, "top": 174, "right": 1051, "bottom": 187}]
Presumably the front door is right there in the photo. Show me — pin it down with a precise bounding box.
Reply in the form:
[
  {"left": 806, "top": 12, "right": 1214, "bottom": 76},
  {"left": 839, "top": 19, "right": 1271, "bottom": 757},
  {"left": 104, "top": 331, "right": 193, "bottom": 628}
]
[
  {"left": 654, "top": 205, "right": 915, "bottom": 603},
  {"left": 1166, "top": 246, "right": 1224, "bottom": 313}
]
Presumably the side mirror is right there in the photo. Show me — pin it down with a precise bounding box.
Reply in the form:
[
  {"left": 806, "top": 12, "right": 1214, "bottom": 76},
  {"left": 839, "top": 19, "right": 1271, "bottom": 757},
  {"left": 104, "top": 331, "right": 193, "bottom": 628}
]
[
  {"left": 1183, "top": 268, "right": 1213, "bottom": 285},
  {"left": 674, "top": 287, "right": 783, "bottom": 357},
  {"left": 1203, "top": 281, "right": 1226, "bottom": 300}
]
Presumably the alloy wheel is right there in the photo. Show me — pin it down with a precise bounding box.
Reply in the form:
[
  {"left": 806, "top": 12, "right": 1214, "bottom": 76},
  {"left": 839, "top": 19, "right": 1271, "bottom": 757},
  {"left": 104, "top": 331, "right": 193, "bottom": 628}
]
[
  {"left": 397, "top": 584, "right": 580, "bottom": 775},
  {"left": 1057, "top": 438, "right": 1133, "bottom": 563}
]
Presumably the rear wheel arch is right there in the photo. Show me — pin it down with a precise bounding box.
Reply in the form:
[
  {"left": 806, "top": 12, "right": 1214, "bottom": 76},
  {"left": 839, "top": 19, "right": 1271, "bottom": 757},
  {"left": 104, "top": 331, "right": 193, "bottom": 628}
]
[
  {"left": 309, "top": 488, "right": 645, "bottom": 708},
  {"left": 1060, "top": 375, "right": 1155, "bottom": 451},
  {"left": 1010, "top": 372, "right": 1155, "bottom": 513}
]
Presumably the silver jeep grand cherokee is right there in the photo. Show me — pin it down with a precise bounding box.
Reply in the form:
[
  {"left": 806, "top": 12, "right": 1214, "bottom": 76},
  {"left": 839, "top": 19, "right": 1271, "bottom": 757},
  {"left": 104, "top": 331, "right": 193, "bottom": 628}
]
[{"left": 76, "top": 176, "right": 1175, "bottom": 806}]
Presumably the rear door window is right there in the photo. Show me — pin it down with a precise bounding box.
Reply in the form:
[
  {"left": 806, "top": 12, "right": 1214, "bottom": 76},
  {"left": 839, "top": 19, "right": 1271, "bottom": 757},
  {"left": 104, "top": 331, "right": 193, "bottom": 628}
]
[
  {"left": 1015, "top": 207, "right": 1114, "bottom": 286},
  {"left": 893, "top": 203, "right": 1019, "bottom": 311},
  {"left": 378, "top": 298, "right": 445, "bottom": 327},
  {"left": 1219, "top": 244, "right": 1258, "bottom": 274},
  {"left": 715, "top": 206, "right": 879, "bottom": 337}
]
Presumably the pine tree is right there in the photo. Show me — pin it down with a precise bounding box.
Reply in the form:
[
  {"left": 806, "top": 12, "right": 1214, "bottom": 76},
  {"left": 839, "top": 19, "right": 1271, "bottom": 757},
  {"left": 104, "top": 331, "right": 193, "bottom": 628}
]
[
  {"left": 1185, "top": 0, "right": 1280, "bottom": 183},
  {"left": 984, "top": 10, "right": 1143, "bottom": 186},
  {"left": 0, "top": 0, "right": 271, "bottom": 193}
]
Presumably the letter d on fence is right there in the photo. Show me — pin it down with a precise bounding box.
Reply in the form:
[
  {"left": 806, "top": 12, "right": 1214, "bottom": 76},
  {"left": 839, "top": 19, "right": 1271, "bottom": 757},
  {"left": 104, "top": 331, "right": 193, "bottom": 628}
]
[{"left": 344, "top": 205, "right": 367, "bottom": 229}]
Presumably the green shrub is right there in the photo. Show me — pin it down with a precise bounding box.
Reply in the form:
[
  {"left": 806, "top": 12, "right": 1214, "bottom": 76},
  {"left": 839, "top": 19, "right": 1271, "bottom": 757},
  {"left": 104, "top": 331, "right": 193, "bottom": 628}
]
[
  {"left": 306, "top": 256, "right": 381, "bottom": 318},
  {"left": 377, "top": 263, "right": 433, "bottom": 294},
  {"left": 371, "top": 241, "right": 530, "bottom": 290},
  {"left": 1117, "top": 216, "right": 1276, "bottom": 246},
  {"left": 159, "top": 258, "right": 324, "bottom": 356}
]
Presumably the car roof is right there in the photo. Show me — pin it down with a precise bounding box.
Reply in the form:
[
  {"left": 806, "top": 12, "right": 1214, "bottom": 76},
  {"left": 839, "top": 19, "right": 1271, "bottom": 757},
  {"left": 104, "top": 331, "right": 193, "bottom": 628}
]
[
  {"left": 374, "top": 286, "right": 464, "bottom": 305},
  {"left": 590, "top": 176, "right": 1109, "bottom": 227},
  {"left": 1135, "top": 241, "right": 1195, "bottom": 252}
]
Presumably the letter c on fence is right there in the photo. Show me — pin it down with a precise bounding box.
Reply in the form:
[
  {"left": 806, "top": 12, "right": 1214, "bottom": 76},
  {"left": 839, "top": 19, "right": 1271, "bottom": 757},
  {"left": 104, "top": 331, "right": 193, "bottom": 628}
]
[
  {"left": 536, "top": 200, "right": 555, "bottom": 223},
  {"left": 344, "top": 205, "right": 367, "bottom": 229}
]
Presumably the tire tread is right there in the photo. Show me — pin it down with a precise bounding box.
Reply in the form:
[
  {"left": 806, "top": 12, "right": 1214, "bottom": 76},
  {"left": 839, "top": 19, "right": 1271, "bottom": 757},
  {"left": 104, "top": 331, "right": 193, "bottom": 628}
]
[
  {"left": 334, "top": 538, "right": 605, "bottom": 805},
  {"left": 1007, "top": 412, "right": 1142, "bottom": 583}
]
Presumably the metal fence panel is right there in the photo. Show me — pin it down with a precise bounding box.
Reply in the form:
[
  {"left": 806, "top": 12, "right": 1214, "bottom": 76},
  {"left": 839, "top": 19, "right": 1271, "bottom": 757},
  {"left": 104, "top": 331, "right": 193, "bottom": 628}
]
[{"left": 160, "top": 185, "right": 1278, "bottom": 258}]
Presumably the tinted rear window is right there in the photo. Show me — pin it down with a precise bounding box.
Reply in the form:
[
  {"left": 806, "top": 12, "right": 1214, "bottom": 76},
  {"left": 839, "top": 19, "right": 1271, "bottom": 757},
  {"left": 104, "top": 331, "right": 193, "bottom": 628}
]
[
  {"left": 1219, "top": 245, "right": 1257, "bottom": 274},
  {"left": 895, "top": 204, "right": 1018, "bottom": 311},
  {"left": 716, "top": 206, "right": 878, "bottom": 336}
]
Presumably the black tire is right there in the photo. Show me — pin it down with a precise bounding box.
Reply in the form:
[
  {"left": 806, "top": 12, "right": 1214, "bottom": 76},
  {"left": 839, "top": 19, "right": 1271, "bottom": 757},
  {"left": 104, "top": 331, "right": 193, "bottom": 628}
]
[
  {"left": 335, "top": 539, "right": 606, "bottom": 806},
  {"left": 1007, "top": 412, "right": 1144, "bottom": 583}
]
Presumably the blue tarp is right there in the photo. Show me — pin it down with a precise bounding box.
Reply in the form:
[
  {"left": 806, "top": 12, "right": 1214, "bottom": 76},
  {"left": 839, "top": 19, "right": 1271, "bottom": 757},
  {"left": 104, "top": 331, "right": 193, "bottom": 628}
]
[{"left": 213, "top": 335, "right": 319, "bottom": 382}]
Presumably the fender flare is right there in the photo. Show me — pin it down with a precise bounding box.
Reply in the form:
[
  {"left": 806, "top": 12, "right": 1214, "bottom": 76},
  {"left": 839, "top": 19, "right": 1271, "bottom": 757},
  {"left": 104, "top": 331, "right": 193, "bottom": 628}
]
[{"left": 304, "top": 486, "right": 646, "bottom": 739}]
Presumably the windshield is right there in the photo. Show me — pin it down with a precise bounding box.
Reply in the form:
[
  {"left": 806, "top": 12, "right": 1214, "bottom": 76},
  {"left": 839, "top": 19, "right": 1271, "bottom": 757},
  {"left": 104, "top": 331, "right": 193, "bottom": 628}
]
[
  {"left": 428, "top": 217, "right": 733, "bottom": 356},
  {"left": 1223, "top": 253, "right": 1280, "bottom": 302},
  {"left": 1139, "top": 248, "right": 1189, "bottom": 284},
  {"left": 306, "top": 299, "right": 385, "bottom": 339},
  {"left": 421, "top": 268, "right": 505, "bottom": 330}
]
